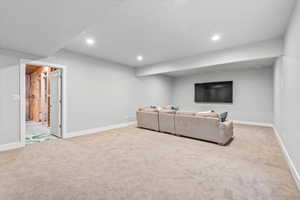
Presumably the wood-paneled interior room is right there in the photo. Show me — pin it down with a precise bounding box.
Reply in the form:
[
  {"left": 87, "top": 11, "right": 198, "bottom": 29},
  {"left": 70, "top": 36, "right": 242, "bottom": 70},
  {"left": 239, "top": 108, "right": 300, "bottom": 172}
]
[{"left": 25, "top": 65, "right": 59, "bottom": 143}]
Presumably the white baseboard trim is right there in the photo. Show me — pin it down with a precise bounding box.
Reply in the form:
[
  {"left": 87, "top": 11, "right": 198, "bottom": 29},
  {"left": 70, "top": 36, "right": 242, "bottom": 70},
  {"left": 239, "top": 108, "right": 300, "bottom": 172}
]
[
  {"left": 65, "top": 121, "right": 137, "bottom": 139},
  {"left": 234, "top": 120, "right": 273, "bottom": 128},
  {"left": 273, "top": 127, "right": 300, "bottom": 190},
  {"left": 0, "top": 142, "right": 25, "bottom": 152}
]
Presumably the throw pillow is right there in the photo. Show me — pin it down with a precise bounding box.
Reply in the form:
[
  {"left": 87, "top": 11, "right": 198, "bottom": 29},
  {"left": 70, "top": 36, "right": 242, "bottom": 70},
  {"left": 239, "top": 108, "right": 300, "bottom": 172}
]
[{"left": 219, "top": 112, "right": 228, "bottom": 122}]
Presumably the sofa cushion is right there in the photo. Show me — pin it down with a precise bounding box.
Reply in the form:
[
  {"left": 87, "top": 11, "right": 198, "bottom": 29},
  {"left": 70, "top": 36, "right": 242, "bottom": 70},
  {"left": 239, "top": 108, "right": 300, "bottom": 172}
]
[
  {"left": 159, "top": 109, "right": 176, "bottom": 114},
  {"left": 139, "top": 108, "right": 159, "bottom": 112},
  {"left": 162, "top": 105, "right": 173, "bottom": 110},
  {"left": 196, "top": 111, "right": 219, "bottom": 118},
  {"left": 162, "top": 105, "right": 179, "bottom": 111},
  {"left": 176, "top": 111, "right": 196, "bottom": 116}
]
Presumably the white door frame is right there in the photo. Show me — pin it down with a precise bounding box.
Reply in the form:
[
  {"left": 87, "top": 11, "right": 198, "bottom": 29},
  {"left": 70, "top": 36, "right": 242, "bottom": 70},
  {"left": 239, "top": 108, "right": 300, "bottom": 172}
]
[{"left": 20, "top": 59, "right": 67, "bottom": 144}]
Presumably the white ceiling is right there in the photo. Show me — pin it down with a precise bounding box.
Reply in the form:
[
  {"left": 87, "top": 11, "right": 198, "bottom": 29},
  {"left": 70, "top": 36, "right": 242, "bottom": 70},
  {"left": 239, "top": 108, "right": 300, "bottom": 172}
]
[
  {"left": 0, "top": 0, "right": 120, "bottom": 56},
  {"left": 165, "top": 57, "right": 276, "bottom": 77},
  {"left": 65, "top": 0, "right": 295, "bottom": 67},
  {"left": 0, "top": 0, "right": 295, "bottom": 67}
]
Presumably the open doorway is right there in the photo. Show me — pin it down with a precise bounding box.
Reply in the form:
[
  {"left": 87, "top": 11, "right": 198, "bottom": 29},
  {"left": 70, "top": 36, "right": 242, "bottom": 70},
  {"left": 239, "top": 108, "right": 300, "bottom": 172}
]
[{"left": 25, "top": 65, "right": 62, "bottom": 144}]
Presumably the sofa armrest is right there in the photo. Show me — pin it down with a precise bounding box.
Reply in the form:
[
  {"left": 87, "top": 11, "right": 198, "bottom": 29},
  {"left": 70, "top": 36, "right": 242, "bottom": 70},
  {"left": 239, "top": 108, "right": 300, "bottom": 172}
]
[
  {"left": 220, "top": 120, "right": 233, "bottom": 130},
  {"left": 136, "top": 111, "right": 160, "bottom": 131},
  {"left": 219, "top": 121, "right": 234, "bottom": 145}
]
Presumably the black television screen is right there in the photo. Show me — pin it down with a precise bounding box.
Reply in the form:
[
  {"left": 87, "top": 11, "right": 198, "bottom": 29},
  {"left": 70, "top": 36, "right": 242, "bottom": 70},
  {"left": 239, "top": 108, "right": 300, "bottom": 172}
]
[{"left": 195, "top": 81, "right": 233, "bottom": 103}]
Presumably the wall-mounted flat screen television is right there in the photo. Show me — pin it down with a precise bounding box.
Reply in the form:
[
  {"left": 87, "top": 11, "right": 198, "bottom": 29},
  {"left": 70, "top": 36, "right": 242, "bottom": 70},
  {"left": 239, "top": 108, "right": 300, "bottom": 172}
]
[{"left": 194, "top": 81, "right": 233, "bottom": 103}]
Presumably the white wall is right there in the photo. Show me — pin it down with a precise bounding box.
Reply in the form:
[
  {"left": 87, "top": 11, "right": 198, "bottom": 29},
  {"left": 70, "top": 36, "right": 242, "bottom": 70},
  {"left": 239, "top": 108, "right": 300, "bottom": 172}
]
[
  {"left": 273, "top": 1, "right": 300, "bottom": 186},
  {"left": 0, "top": 48, "right": 40, "bottom": 68},
  {"left": 0, "top": 50, "right": 172, "bottom": 145},
  {"left": 0, "top": 49, "right": 39, "bottom": 146},
  {"left": 0, "top": 65, "right": 20, "bottom": 145},
  {"left": 172, "top": 67, "right": 274, "bottom": 124},
  {"left": 41, "top": 50, "right": 172, "bottom": 133}
]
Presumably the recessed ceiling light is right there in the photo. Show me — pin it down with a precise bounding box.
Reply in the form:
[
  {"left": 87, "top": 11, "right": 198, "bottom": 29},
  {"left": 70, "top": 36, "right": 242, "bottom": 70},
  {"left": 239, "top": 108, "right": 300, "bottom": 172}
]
[
  {"left": 211, "top": 34, "right": 221, "bottom": 42},
  {"left": 85, "top": 38, "right": 95, "bottom": 46},
  {"left": 136, "top": 55, "right": 143, "bottom": 61}
]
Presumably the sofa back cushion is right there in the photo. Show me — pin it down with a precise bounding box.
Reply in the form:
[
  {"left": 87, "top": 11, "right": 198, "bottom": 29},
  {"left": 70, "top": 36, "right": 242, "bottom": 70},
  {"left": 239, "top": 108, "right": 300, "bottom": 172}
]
[
  {"left": 162, "top": 105, "right": 179, "bottom": 111},
  {"left": 139, "top": 108, "right": 159, "bottom": 112},
  {"left": 162, "top": 105, "right": 173, "bottom": 110},
  {"left": 196, "top": 111, "right": 219, "bottom": 119},
  {"left": 159, "top": 109, "right": 176, "bottom": 114},
  {"left": 176, "top": 111, "right": 196, "bottom": 116}
]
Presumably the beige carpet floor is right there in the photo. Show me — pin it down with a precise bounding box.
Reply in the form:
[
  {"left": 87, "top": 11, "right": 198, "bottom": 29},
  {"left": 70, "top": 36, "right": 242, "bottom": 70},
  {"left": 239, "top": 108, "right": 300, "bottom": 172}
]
[{"left": 0, "top": 124, "right": 299, "bottom": 200}]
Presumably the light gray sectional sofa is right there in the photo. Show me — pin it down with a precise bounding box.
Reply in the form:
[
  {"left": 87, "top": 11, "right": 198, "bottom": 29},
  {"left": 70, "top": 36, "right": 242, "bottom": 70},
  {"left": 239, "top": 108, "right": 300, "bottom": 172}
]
[{"left": 136, "top": 108, "right": 233, "bottom": 145}]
